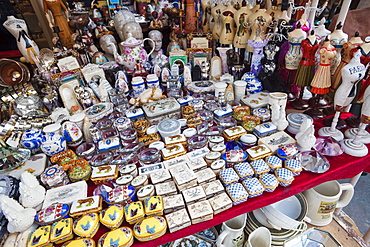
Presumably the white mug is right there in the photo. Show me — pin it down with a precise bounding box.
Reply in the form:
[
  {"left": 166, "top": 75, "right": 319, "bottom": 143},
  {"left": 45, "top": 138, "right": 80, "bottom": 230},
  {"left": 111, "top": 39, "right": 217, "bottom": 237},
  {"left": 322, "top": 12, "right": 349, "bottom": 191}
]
[
  {"left": 234, "top": 80, "right": 247, "bottom": 102},
  {"left": 303, "top": 180, "right": 354, "bottom": 226},
  {"left": 214, "top": 82, "right": 227, "bottom": 98},
  {"left": 217, "top": 214, "right": 246, "bottom": 247}
]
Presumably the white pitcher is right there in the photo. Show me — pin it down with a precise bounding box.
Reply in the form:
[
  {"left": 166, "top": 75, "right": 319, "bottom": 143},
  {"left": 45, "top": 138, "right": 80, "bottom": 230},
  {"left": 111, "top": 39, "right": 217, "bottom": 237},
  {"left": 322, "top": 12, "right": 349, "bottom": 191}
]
[
  {"left": 303, "top": 180, "right": 354, "bottom": 226},
  {"left": 217, "top": 214, "right": 246, "bottom": 247},
  {"left": 245, "top": 227, "right": 271, "bottom": 247}
]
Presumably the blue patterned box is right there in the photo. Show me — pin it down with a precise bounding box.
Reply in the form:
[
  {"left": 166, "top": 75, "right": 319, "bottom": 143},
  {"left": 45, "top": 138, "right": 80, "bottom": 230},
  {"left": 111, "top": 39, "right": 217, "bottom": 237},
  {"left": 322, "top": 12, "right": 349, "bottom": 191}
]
[
  {"left": 275, "top": 168, "right": 294, "bottom": 187},
  {"left": 265, "top": 156, "right": 282, "bottom": 171},
  {"left": 242, "top": 178, "right": 264, "bottom": 198},
  {"left": 250, "top": 159, "right": 270, "bottom": 176},
  {"left": 284, "top": 159, "right": 302, "bottom": 176},
  {"left": 253, "top": 122, "right": 277, "bottom": 137},
  {"left": 219, "top": 168, "right": 239, "bottom": 186},
  {"left": 226, "top": 183, "right": 249, "bottom": 205},
  {"left": 234, "top": 162, "right": 254, "bottom": 180},
  {"left": 259, "top": 173, "right": 279, "bottom": 192}
]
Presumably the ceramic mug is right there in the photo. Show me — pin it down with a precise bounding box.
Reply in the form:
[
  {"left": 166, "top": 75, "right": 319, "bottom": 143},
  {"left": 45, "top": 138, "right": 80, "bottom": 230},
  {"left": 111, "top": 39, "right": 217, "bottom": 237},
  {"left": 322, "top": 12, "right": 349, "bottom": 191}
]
[
  {"left": 146, "top": 74, "right": 159, "bottom": 88},
  {"left": 131, "top": 76, "right": 146, "bottom": 96},
  {"left": 216, "top": 214, "right": 247, "bottom": 247},
  {"left": 214, "top": 82, "right": 227, "bottom": 98},
  {"left": 233, "top": 80, "right": 247, "bottom": 102},
  {"left": 303, "top": 180, "right": 354, "bottom": 226}
]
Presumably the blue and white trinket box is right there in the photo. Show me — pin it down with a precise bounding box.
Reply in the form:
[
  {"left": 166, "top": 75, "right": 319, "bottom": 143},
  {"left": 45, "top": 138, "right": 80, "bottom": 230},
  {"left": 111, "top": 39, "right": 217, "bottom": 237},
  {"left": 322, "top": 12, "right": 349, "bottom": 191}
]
[
  {"left": 275, "top": 168, "right": 294, "bottom": 187},
  {"left": 226, "top": 182, "right": 249, "bottom": 205},
  {"left": 234, "top": 162, "right": 254, "bottom": 180},
  {"left": 284, "top": 159, "right": 302, "bottom": 176},
  {"left": 259, "top": 173, "right": 279, "bottom": 192},
  {"left": 253, "top": 122, "right": 277, "bottom": 137},
  {"left": 242, "top": 178, "right": 264, "bottom": 198},
  {"left": 265, "top": 156, "right": 283, "bottom": 170},
  {"left": 250, "top": 159, "right": 270, "bottom": 176},
  {"left": 219, "top": 168, "right": 239, "bottom": 186}
]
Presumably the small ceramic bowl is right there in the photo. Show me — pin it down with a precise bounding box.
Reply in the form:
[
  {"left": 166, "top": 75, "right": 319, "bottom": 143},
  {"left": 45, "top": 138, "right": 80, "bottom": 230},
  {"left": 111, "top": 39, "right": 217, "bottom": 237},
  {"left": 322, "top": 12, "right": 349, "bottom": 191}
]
[{"left": 183, "top": 128, "right": 197, "bottom": 138}]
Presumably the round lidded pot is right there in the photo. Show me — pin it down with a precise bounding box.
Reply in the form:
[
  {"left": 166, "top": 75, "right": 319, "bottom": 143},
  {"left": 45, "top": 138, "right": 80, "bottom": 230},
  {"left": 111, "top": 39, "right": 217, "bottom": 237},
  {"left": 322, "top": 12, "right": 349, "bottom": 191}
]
[{"left": 157, "top": 119, "right": 181, "bottom": 139}]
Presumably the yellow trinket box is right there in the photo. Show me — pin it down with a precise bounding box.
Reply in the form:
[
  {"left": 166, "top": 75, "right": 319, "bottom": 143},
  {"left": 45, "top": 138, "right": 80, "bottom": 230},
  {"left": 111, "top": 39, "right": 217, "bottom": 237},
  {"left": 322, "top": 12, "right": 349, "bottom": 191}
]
[
  {"left": 50, "top": 218, "right": 74, "bottom": 244},
  {"left": 144, "top": 196, "right": 164, "bottom": 216},
  {"left": 61, "top": 238, "right": 96, "bottom": 247},
  {"left": 99, "top": 204, "right": 125, "bottom": 229},
  {"left": 73, "top": 213, "right": 100, "bottom": 238},
  {"left": 124, "top": 201, "right": 145, "bottom": 224},
  {"left": 27, "top": 225, "right": 51, "bottom": 247},
  {"left": 133, "top": 216, "right": 167, "bottom": 242},
  {"left": 138, "top": 133, "right": 161, "bottom": 146},
  {"left": 98, "top": 227, "right": 134, "bottom": 247},
  {"left": 164, "top": 134, "right": 187, "bottom": 147}
]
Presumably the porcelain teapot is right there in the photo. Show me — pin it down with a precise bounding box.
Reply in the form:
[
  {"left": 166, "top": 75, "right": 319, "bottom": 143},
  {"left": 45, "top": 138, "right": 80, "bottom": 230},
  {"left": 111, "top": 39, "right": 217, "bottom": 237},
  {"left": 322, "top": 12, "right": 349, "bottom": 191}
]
[{"left": 115, "top": 34, "right": 155, "bottom": 73}]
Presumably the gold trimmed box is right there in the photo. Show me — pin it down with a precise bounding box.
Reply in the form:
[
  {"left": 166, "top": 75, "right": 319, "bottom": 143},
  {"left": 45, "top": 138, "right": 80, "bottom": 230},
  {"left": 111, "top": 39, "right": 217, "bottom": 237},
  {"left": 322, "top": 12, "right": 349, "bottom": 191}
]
[
  {"left": 246, "top": 144, "right": 272, "bottom": 161},
  {"left": 90, "top": 165, "right": 118, "bottom": 184},
  {"left": 164, "top": 134, "right": 187, "bottom": 147},
  {"left": 165, "top": 208, "right": 191, "bottom": 233},
  {"left": 161, "top": 144, "right": 187, "bottom": 160},
  {"left": 222, "top": 126, "right": 247, "bottom": 142},
  {"left": 187, "top": 200, "right": 213, "bottom": 224},
  {"left": 208, "top": 192, "right": 232, "bottom": 215}
]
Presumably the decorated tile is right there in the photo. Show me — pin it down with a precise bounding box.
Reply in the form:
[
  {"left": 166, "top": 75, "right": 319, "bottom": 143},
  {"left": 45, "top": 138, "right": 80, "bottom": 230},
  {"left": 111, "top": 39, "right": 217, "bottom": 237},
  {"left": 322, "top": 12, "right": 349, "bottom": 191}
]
[
  {"left": 150, "top": 169, "right": 172, "bottom": 184},
  {"left": 35, "top": 203, "right": 70, "bottom": 225},
  {"left": 144, "top": 196, "right": 163, "bottom": 216},
  {"left": 226, "top": 183, "right": 249, "bottom": 205},
  {"left": 202, "top": 180, "right": 225, "bottom": 198},
  {"left": 242, "top": 178, "right": 264, "bottom": 198},
  {"left": 99, "top": 204, "right": 124, "bottom": 229},
  {"left": 195, "top": 168, "right": 216, "bottom": 184},
  {"left": 98, "top": 227, "right": 133, "bottom": 247},
  {"left": 124, "top": 201, "right": 145, "bottom": 224},
  {"left": 155, "top": 181, "right": 177, "bottom": 196},
  {"left": 73, "top": 213, "right": 100, "bottom": 238},
  {"left": 27, "top": 225, "right": 51, "bottom": 247},
  {"left": 208, "top": 192, "right": 233, "bottom": 214},
  {"left": 259, "top": 173, "right": 279, "bottom": 192},
  {"left": 50, "top": 218, "right": 73, "bottom": 244},
  {"left": 61, "top": 238, "right": 95, "bottom": 247},
  {"left": 182, "top": 186, "right": 206, "bottom": 204},
  {"left": 165, "top": 208, "right": 191, "bottom": 233},
  {"left": 219, "top": 168, "right": 239, "bottom": 186},
  {"left": 133, "top": 216, "right": 167, "bottom": 241},
  {"left": 69, "top": 196, "right": 102, "bottom": 218}
]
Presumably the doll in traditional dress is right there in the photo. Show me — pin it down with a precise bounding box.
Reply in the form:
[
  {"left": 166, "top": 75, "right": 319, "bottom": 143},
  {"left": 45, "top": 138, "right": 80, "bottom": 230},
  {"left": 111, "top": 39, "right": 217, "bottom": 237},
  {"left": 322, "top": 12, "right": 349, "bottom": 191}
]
[
  {"left": 330, "top": 23, "right": 348, "bottom": 75},
  {"left": 291, "top": 30, "right": 321, "bottom": 110},
  {"left": 305, "top": 38, "right": 337, "bottom": 118},
  {"left": 43, "top": 0, "right": 74, "bottom": 49}
]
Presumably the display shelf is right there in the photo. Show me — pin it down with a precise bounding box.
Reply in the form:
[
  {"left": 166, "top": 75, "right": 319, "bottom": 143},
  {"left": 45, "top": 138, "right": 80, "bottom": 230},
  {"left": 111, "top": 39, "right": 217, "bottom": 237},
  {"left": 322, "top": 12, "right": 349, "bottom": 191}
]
[{"left": 80, "top": 144, "right": 370, "bottom": 247}]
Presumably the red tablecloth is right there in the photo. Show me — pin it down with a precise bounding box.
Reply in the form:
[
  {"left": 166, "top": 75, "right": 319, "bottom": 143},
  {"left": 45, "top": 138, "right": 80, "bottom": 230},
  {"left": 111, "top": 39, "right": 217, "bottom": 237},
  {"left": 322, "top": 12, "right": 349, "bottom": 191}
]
[{"left": 57, "top": 112, "right": 370, "bottom": 247}]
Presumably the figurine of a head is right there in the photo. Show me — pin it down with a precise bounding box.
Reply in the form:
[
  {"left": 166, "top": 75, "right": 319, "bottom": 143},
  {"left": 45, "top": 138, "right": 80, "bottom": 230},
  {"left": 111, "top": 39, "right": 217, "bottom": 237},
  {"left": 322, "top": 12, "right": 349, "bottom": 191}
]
[
  {"left": 122, "top": 21, "right": 143, "bottom": 41},
  {"left": 114, "top": 10, "right": 136, "bottom": 41},
  {"left": 99, "top": 34, "right": 117, "bottom": 55},
  {"left": 148, "top": 30, "right": 163, "bottom": 51}
]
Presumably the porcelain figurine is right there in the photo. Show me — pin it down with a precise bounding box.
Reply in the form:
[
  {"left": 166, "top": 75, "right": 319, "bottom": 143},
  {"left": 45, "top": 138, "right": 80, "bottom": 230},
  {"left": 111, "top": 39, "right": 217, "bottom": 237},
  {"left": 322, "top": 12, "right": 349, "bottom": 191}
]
[
  {"left": 3, "top": 16, "right": 40, "bottom": 64},
  {"left": 0, "top": 194, "right": 36, "bottom": 233},
  {"left": 331, "top": 32, "right": 363, "bottom": 91},
  {"left": 247, "top": 8, "right": 272, "bottom": 52},
  {"left": 43, "top": 0, "right": 74, "bottom": 48},
  {"left": 115, "top": 34, "right": 155, "bottom": 73},
  {"left": 285, "top": 22, "right": 307, "bottom": 70},
  {"left": 122, "top": 21, "right": 144, "bottom": 41},
  {"left": 318, "top": 50, "right": 366, "bottom": 141},
  {"left": 233, "top": 3, "right": 252, "bottom": 48},
  {"left": 219, "top": 4, "right": 237, "bottom": 45},
  {"left": 99, "top": 34, "right": 117, "bottom": 61},
  {"left": 19, "top": 171, "right": 46, "bottom": 209},
  {"left": 291, "top": 30, "right": 321, "bottom": 110},
  {"left": 211, "top": 4, "right": 226, "bottom": 40},
  {"left": 201, "top": 0, "right": 211, "bottom": 32},
  {"left": 270, "top": 103, "right": 289, "bottom": 131},
  {"left": 113, "top": 10, "right": 136, "bottom": 41},
  {"left": 129, "top": 87, "right": 165, "bottom": 105},
  {"left": 248, "top": 31, "right": 268, "bottom": 77},
  {"left": 330, "top": 22, "right": 348, "bottom": 75},
  {"left": 296, "top": 119, "right": 316, "bottom": 151}
]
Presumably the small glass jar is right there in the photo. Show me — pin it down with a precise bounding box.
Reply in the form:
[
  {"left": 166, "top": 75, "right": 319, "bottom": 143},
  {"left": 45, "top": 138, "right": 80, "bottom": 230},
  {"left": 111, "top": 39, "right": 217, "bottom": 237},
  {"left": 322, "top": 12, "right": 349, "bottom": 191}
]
[
  {"left": 138, "top": 148, "right": 161, "bottom": 166},
  {"left": 90, "top": 151, "right": 113, "bottom": 166},
  {"left": 75, "top": 142, "right": 97, "bottom": 161},
  {"left": 187, "top": 135, "right": 208, "bottom": 151},
  {"left": 218, "top": 117, "right": 237, "bottom": 128},
  {"left": 120, "top": 128, "right": 138, "bottom": 143}
]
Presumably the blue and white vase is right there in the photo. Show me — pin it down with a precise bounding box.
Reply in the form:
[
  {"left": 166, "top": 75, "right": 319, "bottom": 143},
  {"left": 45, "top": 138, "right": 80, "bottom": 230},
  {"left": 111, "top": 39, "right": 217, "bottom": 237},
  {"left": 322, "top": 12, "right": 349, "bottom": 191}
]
[
  {"left": 21, "top": 129, "right": 43, "bottom": 154},
  {"left": 40, "top": 124, "right": 67, "bottom": 156},
  {"left": 242, "top": 72, "right": 262, "bottom": 95}
]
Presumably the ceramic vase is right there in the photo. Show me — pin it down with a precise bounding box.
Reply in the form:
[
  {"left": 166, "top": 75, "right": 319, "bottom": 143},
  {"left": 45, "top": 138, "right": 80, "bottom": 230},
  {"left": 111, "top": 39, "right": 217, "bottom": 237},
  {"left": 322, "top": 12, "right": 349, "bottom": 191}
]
[
  {"left": 21, "top": 129, "right": 43, "bottom": 154},
  {"left": 243, "top": 72, "right": 262, "bottom": 95},
  {"left": 146, "top": 74, "right": 160, "bottom": 88},
  {"left": 40, "top": 124, "right": 67, "bottom": 156},
  {"left": 132, "top": 76, "right": 146, "bottom": 97}
]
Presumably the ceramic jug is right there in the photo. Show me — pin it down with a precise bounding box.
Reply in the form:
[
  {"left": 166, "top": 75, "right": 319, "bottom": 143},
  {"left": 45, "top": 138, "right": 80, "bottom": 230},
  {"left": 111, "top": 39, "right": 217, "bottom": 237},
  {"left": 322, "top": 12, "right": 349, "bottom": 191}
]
[
  {"left": 245, "top": 227, "right": 271, "bottom": 247},
  {"left": 303, "top": 180, "right": 354, "bottom": 226},
  {"left": 217, "top": 214, "right": 247, "bottom": 247},
  {"left": 115, "top": 34, "right": 155, "bottom": 73}
]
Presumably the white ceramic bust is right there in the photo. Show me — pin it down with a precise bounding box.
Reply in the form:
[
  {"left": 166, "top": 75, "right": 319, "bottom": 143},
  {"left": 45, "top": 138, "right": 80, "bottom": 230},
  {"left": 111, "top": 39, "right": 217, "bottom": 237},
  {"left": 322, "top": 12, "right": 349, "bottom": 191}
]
[
  {"left": 2, "top": 16, "right": 39, "bottom": 64},
  {"left": 148, "top": 30, "right": 163, "bottom": 57},
  {"left": 114, "top": 10, "right": 136, "bottom": 41},
  {"left": 19, "top": 171, "right": 46, "bottom": 209},
  {"left": 0, "top": 194, "right": 36, "bottom": 233},
  {"left": 122, "top": 21, "right": 143, "bottom": 41},
  {"left": 99, "top": 34, "right": 117, "bottom": 61}
]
